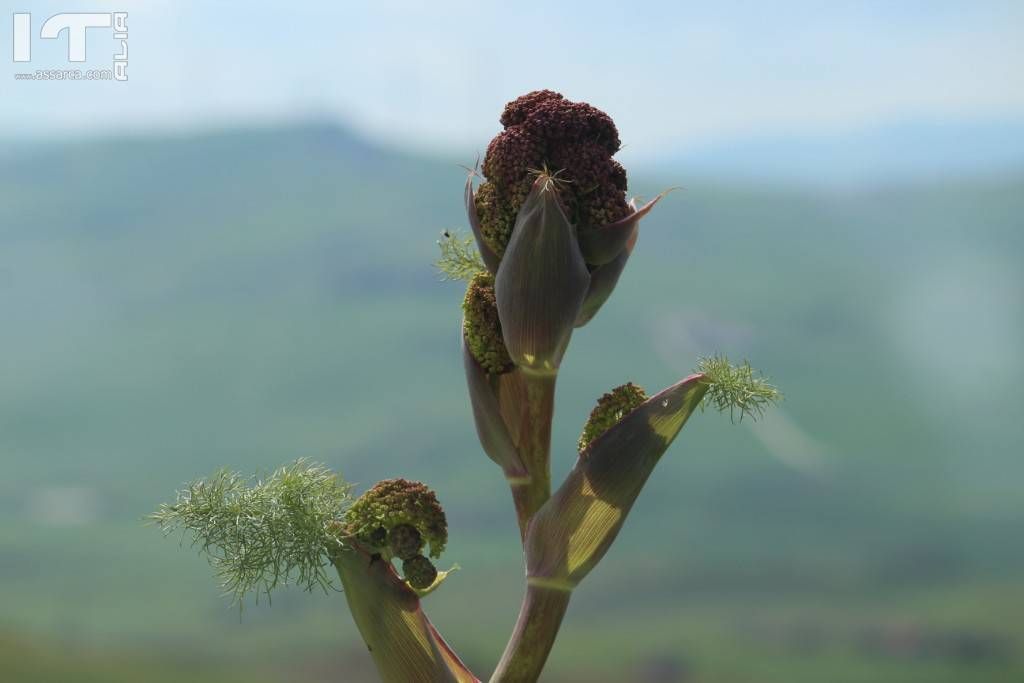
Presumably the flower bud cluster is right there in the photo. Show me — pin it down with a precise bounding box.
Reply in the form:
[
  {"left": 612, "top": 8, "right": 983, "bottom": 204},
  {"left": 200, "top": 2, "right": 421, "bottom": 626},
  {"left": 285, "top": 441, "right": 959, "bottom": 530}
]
[
  {"left": 402, "top": 555, "right": 439, "bottom": 590},
  {"left": 577, "top": 382, "right": 648, "bottom": 452},
  {"left": 462, "top": 271, "right": 513, "bottom": 375},
  {"left": 344, "top": 478, "right": 448, "bottom": 589},
  {"left": 475, "top": 90, "right": 631, "bottom": 257}
]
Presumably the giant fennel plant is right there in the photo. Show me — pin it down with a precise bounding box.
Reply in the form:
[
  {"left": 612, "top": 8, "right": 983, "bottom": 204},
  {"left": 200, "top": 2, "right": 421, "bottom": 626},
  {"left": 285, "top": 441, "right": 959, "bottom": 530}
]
[{"left": 153, "top": 90, "right": 779, "bottom": 683}]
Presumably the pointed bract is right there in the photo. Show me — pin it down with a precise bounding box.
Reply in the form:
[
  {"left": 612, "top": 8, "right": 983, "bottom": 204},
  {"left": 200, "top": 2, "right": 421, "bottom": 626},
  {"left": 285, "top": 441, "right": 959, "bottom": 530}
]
[
  {"left": 465, "top": 174, "right": 501, "bottom": 274},
  {"left": 495, "top": 178, "right": 590, "bottom": 374},
  {"left": 462, "top": 335, "right": 527, "bottom": 478},
  {"left": 524, "top": 374, "right": 708, "bottom": 588},
  {"left": 575, "top": 225, "right": 638, "bottom": 327},
  {"left": 410, "top": 564, "right": 460, "bottom": 598},
  {"left": 577, "top": 193, "right": 664, "bottom": 266},
  {"left": 334, "top": 548, "right": 479, "bottom": 683}
]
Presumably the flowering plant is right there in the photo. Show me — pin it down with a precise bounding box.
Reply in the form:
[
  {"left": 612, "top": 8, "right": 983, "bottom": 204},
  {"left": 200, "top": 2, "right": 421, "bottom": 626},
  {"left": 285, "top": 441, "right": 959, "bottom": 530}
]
[{"left": 153, "top": 90, "right": 778, "bottom": 682}]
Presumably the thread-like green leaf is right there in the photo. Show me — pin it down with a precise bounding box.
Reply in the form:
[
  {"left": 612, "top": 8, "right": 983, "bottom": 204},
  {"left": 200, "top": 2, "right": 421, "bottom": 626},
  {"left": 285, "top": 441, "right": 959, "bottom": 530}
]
[
  {"left": 697, "top": 355, "right": 781, "bottom": 422},
  {"left": 436, "top": 230, "right": 486, "bottom": 282},
  {"left": 150, "top": 460, "right": 351, "bottom": 605}
]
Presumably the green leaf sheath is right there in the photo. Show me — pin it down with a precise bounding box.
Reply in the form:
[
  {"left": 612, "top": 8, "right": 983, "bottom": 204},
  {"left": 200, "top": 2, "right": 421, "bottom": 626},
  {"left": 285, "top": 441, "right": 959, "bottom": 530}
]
[{"left": 334, "top": 548, "right": 478, "bottom": 683}]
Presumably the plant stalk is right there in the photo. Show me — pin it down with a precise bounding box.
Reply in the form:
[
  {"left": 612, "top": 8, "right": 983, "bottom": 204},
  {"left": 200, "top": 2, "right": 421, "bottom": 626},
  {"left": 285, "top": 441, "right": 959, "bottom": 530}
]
[
  {"left": 489, "top": 583, "right": 572, "bottom": 683},
  {"left": 505, "top": 372, "right": 556, "bottom": 539}
]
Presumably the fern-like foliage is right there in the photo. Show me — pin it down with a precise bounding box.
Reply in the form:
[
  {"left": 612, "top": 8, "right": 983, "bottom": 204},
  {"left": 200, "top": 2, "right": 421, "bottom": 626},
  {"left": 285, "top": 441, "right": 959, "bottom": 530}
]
[
  {"left": 697, "top": 355, "right": 781, "bottom": 422},
  {"left": 150, "top": 459, "right": 352, "bottom": 604},
  {"left": 435, "top": 230, "right": 485, "bottom": 281}
]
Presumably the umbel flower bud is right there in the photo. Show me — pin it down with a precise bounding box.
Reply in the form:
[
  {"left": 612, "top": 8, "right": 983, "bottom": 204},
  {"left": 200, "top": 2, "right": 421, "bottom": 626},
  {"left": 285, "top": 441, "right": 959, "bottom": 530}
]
[
  {"left": 334, "top": 480, "right": 475, "bottom": 681},
  {"left": 577, "top": 382, "right": 648, "bottom": 452},
  {"left": 402, "top": 554, "right": 439, "bottom": 590},
  {"left": 475, "top": 90, "right": 630, "bottom": 258},
  {"left": 344, "top": 478, "right": 448, "bottom": 558},
  {"left": 464, "top": 90, "right": 668, "bottom": 364},
  {"left": 463, "top": 271, "right": 513, "bottom": 375},
  {"left": 387, "top": 523, "right": 423, "bottom": 561}
]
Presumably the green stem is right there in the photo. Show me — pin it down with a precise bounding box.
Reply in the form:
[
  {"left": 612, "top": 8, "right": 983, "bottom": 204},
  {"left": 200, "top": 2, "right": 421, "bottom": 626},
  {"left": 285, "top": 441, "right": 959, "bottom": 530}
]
[
  {"left": 507, "top": 372, "right": 556, "bottom": 540},
  {"left": 489, "top": 583, "right": 572, "bottom": 683},
  {"left": 495, "top": 369, "right": 562, "bottom": 679}
]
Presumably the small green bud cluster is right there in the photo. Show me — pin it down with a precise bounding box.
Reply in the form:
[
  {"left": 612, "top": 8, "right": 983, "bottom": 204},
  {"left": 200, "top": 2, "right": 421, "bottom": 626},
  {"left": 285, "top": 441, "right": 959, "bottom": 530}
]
[
  {"left": 578, "top": 382, "right": 648, "bottom": 452},
  {"left": 402, "top": 555, "right": 439, "bottom": 590},
  {"left": 387, "top": 523, "right": 423, "bottom": 561},
  {"left": 344, "top": 478, "right": 449, "bottom": 590},
  {"left": 462, "top": 271, "right": 513, "bottom": 375},
  {"left": 344, "top": 478, "right": 448, "bottom": 558}
]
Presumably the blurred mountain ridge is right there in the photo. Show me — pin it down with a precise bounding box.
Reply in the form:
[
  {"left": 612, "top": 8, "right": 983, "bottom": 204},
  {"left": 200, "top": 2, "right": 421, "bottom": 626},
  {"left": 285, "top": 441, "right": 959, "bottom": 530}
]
[
  {"left": 7, "top": 115, "right": 1024, "bottom": 189},
  {"left": 0, "top": 122, "right": 1021, "bottom": 683},
  {"left": 641, "top": 118, "right": 1024, "bottom": 188}
]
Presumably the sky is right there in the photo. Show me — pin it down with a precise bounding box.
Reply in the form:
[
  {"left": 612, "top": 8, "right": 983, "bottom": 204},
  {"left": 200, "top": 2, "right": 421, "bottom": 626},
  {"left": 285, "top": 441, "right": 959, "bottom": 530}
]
[{"left": 2, "top": 1, "right": 1023, "bottom": 161}]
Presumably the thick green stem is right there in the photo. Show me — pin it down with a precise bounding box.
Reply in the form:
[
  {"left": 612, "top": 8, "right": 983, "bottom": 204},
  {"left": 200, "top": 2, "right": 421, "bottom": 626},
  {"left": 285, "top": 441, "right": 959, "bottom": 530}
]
[
  {"left": 489, "top": 583, "right": 572, "bottom": 683},
  {"left": 507, "top": 372, "right": 556, "bottom": 539}
]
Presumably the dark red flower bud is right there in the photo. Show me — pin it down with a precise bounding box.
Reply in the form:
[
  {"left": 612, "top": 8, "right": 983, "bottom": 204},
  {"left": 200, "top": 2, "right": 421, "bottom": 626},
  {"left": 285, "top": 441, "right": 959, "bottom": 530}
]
[
  {"left": 387, "top": 523, "right": 424, "bottom": 561},
  {"left": 402, "top": 554, "right": 439, "bottom": 590},
  {"left": 475, "top": 91, "right": 631, "bottom": 258}
]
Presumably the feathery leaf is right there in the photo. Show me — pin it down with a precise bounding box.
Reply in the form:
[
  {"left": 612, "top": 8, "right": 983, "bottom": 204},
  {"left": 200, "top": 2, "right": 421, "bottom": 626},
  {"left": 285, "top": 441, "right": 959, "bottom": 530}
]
[
  {"left": 697, "top": 355, "right": 781, "bottom": 422},
  {"left": 150, "top": 459, "right": 352, "bottom": 605},
  {"left": 435, "top": 230, "right": 486, "bottom": 281}
]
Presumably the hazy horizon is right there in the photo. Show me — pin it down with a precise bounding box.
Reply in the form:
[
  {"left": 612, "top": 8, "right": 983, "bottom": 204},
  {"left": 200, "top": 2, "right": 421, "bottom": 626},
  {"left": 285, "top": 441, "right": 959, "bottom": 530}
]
[
  {"left": 5, "top": 113, "right": 1023, "bottom": 190},
  {"left": 4, "top": 1, "right": 1023, "bottom": 161}
]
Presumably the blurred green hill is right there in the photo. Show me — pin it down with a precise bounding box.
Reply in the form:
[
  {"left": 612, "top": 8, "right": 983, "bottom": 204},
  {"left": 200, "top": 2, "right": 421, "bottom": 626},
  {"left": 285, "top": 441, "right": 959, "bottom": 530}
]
[{"left": 1, "top": 124, "right": 1022, "bottom": 682}]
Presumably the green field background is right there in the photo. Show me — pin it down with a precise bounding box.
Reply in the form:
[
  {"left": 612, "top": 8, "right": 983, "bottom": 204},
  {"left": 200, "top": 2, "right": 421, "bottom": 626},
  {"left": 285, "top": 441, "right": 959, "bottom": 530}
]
[{"left": 1, "top": 125, "right": 1021, "bottom": 681}]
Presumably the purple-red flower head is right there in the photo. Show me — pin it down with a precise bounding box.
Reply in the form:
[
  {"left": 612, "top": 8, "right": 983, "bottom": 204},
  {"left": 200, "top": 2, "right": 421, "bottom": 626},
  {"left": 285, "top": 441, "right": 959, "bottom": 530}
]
[{"left": 475, "top": 91, "right": 631, "bottom": 257}]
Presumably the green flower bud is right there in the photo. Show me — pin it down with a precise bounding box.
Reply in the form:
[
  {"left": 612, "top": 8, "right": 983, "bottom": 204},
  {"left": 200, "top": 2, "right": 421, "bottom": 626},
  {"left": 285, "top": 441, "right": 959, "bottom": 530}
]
[
  {"left": 344, "top": 479, "right": 448, "bottom": 558},
  {"left": 465, "top": 173, "right": 501, "bottom": 274},
  {"left": 578, "top": 382, "right": 648, "bottom": 452},
  {"left": 462, "top": 271, "right": 514, "bottom": 375},
  {"left": 474, "top": 180, "right": 519, "bottom": 260},
  {"left": 367, "top": 525, "right": 388, "bottom": 547},
  {"left": 402, "top": 554, "right": 439, "bottom": 590},
  {"left": 387, "top": 523, "right": 423, "bottom": 561}
]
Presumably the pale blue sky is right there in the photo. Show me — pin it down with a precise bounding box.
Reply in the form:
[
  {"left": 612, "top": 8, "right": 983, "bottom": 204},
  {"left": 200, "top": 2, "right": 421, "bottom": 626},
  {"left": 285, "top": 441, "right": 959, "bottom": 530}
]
[{"left": 3, "top": 1, "right": 1023, "bottom": 161}]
